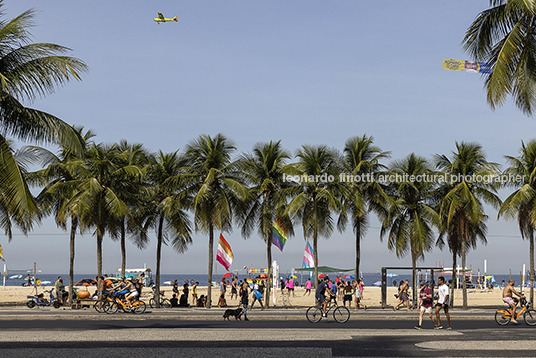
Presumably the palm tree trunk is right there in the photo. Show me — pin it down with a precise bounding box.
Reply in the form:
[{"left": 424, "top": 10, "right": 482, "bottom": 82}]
[
  {"left": 462, "top": 221, "right": 468, "bottom": 309},
  {"left": 68, "top": 216, "right": 77, "bottom": 307},
  {"left": 265, "top": 230, "right": 272, "bottom": 308},
  {"left": 207, "top": 225, "right": 214, "bottom": 308},
  {"left": 530, "top": 230, "right": 534, "bottom": 309},
  {"left": 450, "top": 249, "right": 457, "bottom": 308},
  {"left": 411, "top": 252, "right": 417, "bottom": 309},
  {"left": 155, "top": 213, "right": 164, "bottom": 309},
  {"left": 355, "top": 221, "right": 361, "bottom": 281},
  {"left": 120, "top": 219, "right": 126, "bottom": 279},
  {"left": 97, "top": 232, "right": 103, "bottom": 277}
]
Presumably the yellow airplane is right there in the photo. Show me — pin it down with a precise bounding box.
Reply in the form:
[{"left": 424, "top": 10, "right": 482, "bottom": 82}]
[{"left": 154, "top": 13, "right": 178, "bottom": 24}]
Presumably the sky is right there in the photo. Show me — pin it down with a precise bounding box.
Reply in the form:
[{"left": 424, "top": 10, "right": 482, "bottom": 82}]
[{"left": 2, "top": 0, "right": 535, "bottom": 277}]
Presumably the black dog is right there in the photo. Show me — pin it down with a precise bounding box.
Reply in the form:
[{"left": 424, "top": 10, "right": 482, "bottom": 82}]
[{"left": 223, "top": 307, "right": 243, "bottom": 321}]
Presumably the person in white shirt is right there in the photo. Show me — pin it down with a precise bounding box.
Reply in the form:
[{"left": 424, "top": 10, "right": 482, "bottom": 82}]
[{"left": 434, "top": 276, "right": 451, "bottom": 329}]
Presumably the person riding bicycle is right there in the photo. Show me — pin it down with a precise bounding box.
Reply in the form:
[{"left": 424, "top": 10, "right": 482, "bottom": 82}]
[
  {"left": 503, "top": 279, "right": 525, "bottom": 324},
  {"left": 315, "top": 276, "right": 335, "bottom": 318}
]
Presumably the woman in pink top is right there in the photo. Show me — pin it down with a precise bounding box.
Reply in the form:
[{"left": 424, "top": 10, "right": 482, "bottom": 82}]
[
  {"left": 286, "top": 278, "right": 295, "bottom": 297},
  {"left": 303, "top": 278, "right": 312, "bottom": 296}
]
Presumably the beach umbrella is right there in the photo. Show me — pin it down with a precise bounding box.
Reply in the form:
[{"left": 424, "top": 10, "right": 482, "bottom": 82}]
[
  {"left": 223, "top": 273, "right": 232, "bottom": 278},
  {"left": 373, "top": 281, "right": 382, "bottom": 286},
  {"left": 75, "top": 278, "right": 97, "bottom": 286},
  {"left": 386, "top": 273, "right": 398, "bottom": 278},
  {"left": 319, "top": 274, "right": 327, "bottom": 278},
  {"left": 287, "top": 275, "right": 297, "bottom": 279},
  {"left": 343, "top": 274, "right": 355, "bottom": 280}
]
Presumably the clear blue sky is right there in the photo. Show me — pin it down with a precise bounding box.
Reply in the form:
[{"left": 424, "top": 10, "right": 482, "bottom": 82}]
[{"left": 2, "top": 0, "right": 535, "bottom": 276}]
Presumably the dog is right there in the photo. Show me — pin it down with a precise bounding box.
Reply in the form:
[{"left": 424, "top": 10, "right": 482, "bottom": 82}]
[{"left": 223, "top": 307, "right": 243, "bottom": 321}]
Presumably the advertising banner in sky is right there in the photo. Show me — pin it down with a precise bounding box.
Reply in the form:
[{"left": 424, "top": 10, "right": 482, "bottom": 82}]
[{"left": 443, "top": 58, "right": 491, "bottom": 74}]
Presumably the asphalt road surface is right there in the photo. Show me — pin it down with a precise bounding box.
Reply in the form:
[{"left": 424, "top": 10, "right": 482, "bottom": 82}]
[{"left": 0, "top": 309, "right": 535, "bottom": 357}]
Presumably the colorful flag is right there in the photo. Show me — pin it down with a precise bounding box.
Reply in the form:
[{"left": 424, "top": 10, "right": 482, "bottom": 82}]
[
  {"left": 302, "top": 241, "right": 314, "bottom": 268},
  {"left": 442, "top": 58, "right": 491, "bottom": 74},
  {"left": 216, "top": 233, "right": 233, "bottom": 271},
  {"left": 0, "top": 244, "right": 4, "bottom": 262},
  {"left": 272, "top": 218, "right": 288, "bottom": 252}
]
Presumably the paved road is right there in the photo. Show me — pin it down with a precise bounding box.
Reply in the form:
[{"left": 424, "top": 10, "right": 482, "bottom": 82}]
[{"left": 0, "top": 308, "right": 535, "bottom": 357}]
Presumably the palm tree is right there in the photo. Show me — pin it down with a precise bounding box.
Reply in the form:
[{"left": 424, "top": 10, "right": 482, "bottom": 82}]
[
  {"left": 339, "top": 135, "right": 391, "bottom": 280},
  {"left": 23, "top": 127, "right": 95, "bottom": 306},
  {"left": 0, "top": 138, "right": 37, "bottom": 238},
  {"left": 140, "top": 150, "right": 192, "bottom": 308},
  {"left": 436, "top": 209, "right": 488, "bottom": 308},
  {"left": 435, "top": 142, "right": 501, "bottom": 309},
  {"left": 238, "top": 140, "right": 294, "bottom": 308},
  {"left": 0, "top": 1, "right": 88, "bottom": 231},
  {"left": 380, "top": 153, "right": 439, "bottom": 304},
  {"left": 286, "top": 145, "right": 347, "bottom": 287},
  {"left": 112, "top": 140, "right": 151, "bottom": 279},
  {"left": 499, "top": 139, "right": 536, "bottom": 307},
  {"left": 462, "top": 0, "right": 536, "bottom": 115},
  {"left": 66, "top": 143, "right": 132, "bottom": 276},
  {"left": 184, "top": 134, "right": 247, "bottom": 308}
]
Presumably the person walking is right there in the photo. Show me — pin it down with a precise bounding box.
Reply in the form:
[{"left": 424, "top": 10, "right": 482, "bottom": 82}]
[
  {"left": 414, "top": 282, "right": 437, "bottom": 329},
  {"left": 250, "top": 280, "right": 265, "bottom": 310},
  {"left": 239, "top": 281, "right": 250, "bottom": 321},
  {"left": 231, "top": 278, "right": 239, "bottom": 300},
  {"left": 355, "top": 279, "right": 367, "bottom": 310},
  {"left": 343, "top": 281, "right": 354, "bottom": 308},
  {"left": 394, "top": 280, "right": 411, "bottom": 311},
  {"left": 303, "top": 278, "right": 312, "bottom": 296},
  {"left": 435, "top": 276, "right": 451, "bottom": 329},
  {"left": 191, "top": 282, "right": 199, "bottom": 306}
]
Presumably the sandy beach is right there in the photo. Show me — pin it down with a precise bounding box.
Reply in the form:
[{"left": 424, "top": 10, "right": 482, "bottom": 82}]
[{"left": 0, "top": 284, "right": 514, "bottom": 309}]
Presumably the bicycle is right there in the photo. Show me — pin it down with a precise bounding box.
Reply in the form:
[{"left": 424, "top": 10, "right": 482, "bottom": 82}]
[
  {"left": 149, "top": 288, "right": 172, "bottom": 309},
  {"left": 104, "top": 291, "right": 146, "bottom": 314},
  {"left": 94, "top": 291, "right": 115, "bottom": 313},
  {"left": 495, "top": 297, "right": 536, "bottom": 326},
  {"left": 306, "top": 299, "right": 350, "bottom": 323}
]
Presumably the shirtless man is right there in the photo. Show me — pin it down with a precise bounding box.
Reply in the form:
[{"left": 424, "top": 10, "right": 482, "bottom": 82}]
[{"left": 503, "top": 279, "right": 525, "bottom": 324}]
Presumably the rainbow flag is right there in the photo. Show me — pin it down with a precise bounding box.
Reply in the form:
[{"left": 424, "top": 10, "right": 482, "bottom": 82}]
[
  {"left": 0, "top": 244, "right": 4, "bottom": 262},
  {"left": 216, "top": 234, "right": 233, "bottom": 271},
  {"left": 272, "top": 218, "right": 288, "bottom": 252},
  {"left": 302, "top": 241, "right": 314, "bottom": 268}
]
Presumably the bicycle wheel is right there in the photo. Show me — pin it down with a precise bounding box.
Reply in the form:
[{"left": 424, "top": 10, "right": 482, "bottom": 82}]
[
  {"left": 131, "top": 300, "right": 146, "bottom": 314},
  {"left": 306, "top": 306, "right": 322, "bottom": 323},
  {"left": 149, "top": 298, "right": 156, "bottom": 309},
  {"left": 333, "top": 306, "right": 350, "bottom": 323},
  {"left": 94, "top": 299, "right": 108, "bottom": 313},
  {"left": 161, "top": 299, "right": 172, "bottom": 309},
  {"left": 106, "top": 301, "right": 119, "bottom": 314},
  {"left": 523, "top": 309, "right": 536, "bottom": 326},
  {"left": 495, "top": 309, "right": 511, "bottom": 325}
]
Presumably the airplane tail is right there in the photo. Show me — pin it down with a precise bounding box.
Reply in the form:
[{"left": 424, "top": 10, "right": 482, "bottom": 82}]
[{"left": 173, "top": 17, "right": 178, "bottom": 21}]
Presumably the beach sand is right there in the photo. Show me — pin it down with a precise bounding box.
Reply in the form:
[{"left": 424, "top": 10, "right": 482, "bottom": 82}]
[{"left": 0, "top": 284, "right": 512, "bottom": 309}]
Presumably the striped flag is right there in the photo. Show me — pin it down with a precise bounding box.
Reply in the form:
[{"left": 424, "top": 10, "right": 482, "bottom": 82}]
[
  {"left": 0, "top": 244, "right": 4, "bottom": 262},
  {"left": 302, "top": 241, "right": 314, "bottom": 268},
  {"left": 272, "top": 218, "right": 288, "bottom": 252},
  {"left": 216, "top": 234, "right": 233, "bottom": 271}
]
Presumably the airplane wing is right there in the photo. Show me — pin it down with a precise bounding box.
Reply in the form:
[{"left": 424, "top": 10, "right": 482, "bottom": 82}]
[{"left": 158, "top": 13, "right": 165, "bottom": 20}]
